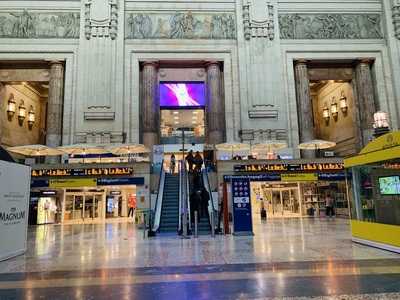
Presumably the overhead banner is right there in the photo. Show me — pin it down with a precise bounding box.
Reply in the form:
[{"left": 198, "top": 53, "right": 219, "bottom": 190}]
[
  {"left": 231, "top": 177, "right": 253, "bottom": 235},
  {"left": 0, "top": 161, "right": 31, "bottom": 261}
]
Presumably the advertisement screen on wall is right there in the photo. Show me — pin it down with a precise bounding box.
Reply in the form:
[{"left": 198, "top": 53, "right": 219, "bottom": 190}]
[{"left": 160, "top": 82, "right": 205, "bottom": 107}]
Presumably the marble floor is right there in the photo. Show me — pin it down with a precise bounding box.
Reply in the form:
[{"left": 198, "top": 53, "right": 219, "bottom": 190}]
[{"left": 0, "top": 218, "right": 399, "bottom": 299}]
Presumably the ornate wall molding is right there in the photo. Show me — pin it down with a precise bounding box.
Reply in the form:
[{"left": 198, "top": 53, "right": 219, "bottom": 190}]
[
  {"left": 279, "top": 14, "right": 383, "bottom": 39},
  {"left": 0, "top": 10, "right": 79, "bottom": 39},
  {"left": 84, "top": 0, "right": 118, "bottom": 40},
  {"left": 243, "top": 2, "right": 274, "bottom": 40},
  {"left": 125, "top": 11, "right": 236, "bottom": 39},
  {"left": 393, "top": 0, "right": 400, "bottom": 40}
]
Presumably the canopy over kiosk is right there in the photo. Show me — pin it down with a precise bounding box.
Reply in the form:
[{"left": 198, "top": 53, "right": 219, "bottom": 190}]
[{"left": 344, "top": 131, "right": 400, "bottom": 253}]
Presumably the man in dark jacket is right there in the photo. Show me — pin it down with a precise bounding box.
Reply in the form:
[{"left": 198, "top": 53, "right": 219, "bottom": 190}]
[
  {"left": 200, "top": 188, "right": 210, "bottom": 219},
  {"left": 190, "top": 190, "right": 202, "bottom": 223}
]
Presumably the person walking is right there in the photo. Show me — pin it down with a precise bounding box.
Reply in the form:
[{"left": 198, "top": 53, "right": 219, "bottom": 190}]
[
  {"left": 128, "top": 194, "right": 136, "bottom": 218},
  {"left": 169, "top": 154, "right": 176, "bottom": 174},
  {"left": 325, "top": 194, "right": 335, "bottom": 218},
  {"left": 185, "top": 150, "right": 194, "bottom": 172},
  {"left": 194, "top": 151, "right": 203, "bottom": 173}
]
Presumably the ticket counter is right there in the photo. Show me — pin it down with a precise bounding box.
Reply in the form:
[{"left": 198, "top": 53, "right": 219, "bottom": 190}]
[{"left": 344, "top": 131, "right": 400, "bottom": 253}]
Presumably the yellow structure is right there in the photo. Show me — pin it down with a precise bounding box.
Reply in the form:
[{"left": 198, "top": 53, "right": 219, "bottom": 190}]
[{"left": 344, "top": 131, "right": 400, "bottom": 253}]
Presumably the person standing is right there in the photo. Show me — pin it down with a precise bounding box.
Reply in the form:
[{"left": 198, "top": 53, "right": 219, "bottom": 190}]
[
  {"left": 190, "top": 190, "right": 201, "bottom": 223},
  {"left": 128, "top": 194, "right": 136, "bottom": 218},
  {"left": 185, "top": 150, "right": 194, "bottom": 172},
  {"left": 194, "top": 151, "right": 203, "bottom": 172},
  {"left": 325, "top": 194, "right": 335, "bottom": 218},
  {"left": 170, "top": 154, "right": 176, "bottom": 174},
  {"left": 200, "top": 188, "right": 210, "bottom": 219}
]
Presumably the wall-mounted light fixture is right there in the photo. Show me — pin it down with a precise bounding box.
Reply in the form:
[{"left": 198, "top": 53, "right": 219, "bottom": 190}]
[
  {"left": 18, "top": 100, "right": 26, "bottom": 126},
  {"left": 339, "top": 90, "right": 348, "bottom": 114},
  {"left": 330, "top": 97, "right": 338, "bottom": 121},
  {"left": 6, "top": 94, "right": 16, "bottom": 121},
  {"left": 322, "top": 105, "right": 330, "bottom": 125},
  {"left": 28, "top": 106, "right": 35, "bottom": 130}
]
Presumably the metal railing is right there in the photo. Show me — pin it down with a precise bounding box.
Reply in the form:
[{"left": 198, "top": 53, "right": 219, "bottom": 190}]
[
  {"left": 152, "top": 160, "right": 165, "bottom": 232},
  {"left": 178, "top": 160, "right": 191, "bottom": 237},
  {"left": 202, "top": 168, "right": 217, "bottom": 237}
]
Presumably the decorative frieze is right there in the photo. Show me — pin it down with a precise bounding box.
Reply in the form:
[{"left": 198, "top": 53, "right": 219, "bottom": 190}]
[
  {"left": 125, "top": 11, "right": 236, "bottom": 39},
  {"left": 279, "top": 14, "right": 383, "bottom": 39},
  {"left": 84, "top": 0, "right": 118, "bottom": 40},
  {"left": 242, "top": 2, "right": 274, "bottom": 40},
  {"left": 393, "top": 1, "right": 400, "bottom": 40},
  {"left": 0, "top": 10, "right": 80, "bottom": 39}
]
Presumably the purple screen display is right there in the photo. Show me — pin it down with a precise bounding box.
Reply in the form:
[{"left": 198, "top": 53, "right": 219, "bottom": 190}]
[{"left": 160, "top": 83, "right": 205, "bottom": 107}]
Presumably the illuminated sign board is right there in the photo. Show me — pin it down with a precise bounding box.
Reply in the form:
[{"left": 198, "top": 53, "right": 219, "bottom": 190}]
[
  {"left": 234, "top": 163, "right": 344, "bottom": 173},
  {"left": 32, "top": 167, "right": 134, "bottom": 177}
]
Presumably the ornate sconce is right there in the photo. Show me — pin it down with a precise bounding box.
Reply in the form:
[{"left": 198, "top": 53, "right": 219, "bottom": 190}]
[
  {"left": 330, "top": 97, "right": 338, "bottom": 121},
  {"left": 322, "top": 105, "right": 330, "bottom": 125},
  {"left": 339, "top": 90, "right": 348, "bottom": 114},
  {"left": 28, "top": 106, "right": 35, "bottom": 130},
  {"left": 18, "top": 100, "right": 26, "bottom": 126},
  {"left": 6, "top": 94, "right": 16, "bottom": 121}
]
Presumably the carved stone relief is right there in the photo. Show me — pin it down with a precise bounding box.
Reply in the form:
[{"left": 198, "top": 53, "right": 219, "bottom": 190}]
[
  {"left": 125, "top": 11, "right": 236, "bottom": 39},
  {"left": 242, "top": 1, "right": 274, "bottom": 40},
  {"left": 85, "top": 0, "right": 118, "bottom": 40},
  {"left": 0, "top": 10, "right": 80, "bottom": 38},
  {"left": 279, "top": 14, "right": 383, "bottom": 39},
  {"left": 393, "top": 0, "right": 400, "bottom": 40}
]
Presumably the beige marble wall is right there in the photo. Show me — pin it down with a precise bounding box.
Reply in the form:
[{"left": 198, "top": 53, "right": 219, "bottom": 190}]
[{"left": 0, "top": 84, "right": 46, "bottom": 147}]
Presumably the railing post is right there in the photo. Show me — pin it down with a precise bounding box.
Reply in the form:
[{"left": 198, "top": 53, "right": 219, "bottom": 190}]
[
  {"left": 194, "top": 211, "right": 198, "bottom": 238},
  {"left": 143, "top": 211, "right": 147, "bottom": 239},
  {"left": 210, "top": 210, "right": 215, "bottom": 238}
]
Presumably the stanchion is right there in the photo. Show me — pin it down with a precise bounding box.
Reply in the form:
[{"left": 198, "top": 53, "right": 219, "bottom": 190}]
[
  {"left": 211, "top": 210, "right": 215, "bottom": 238},
  {"left": 143, "top": 211, "right": 147, "bottom": 239},
  {"left": 194, "top": 211, "right": 198, "bottom": 238}
]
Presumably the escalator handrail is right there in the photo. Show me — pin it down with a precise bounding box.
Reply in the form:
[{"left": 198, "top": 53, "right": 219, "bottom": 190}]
[
  {"left": 152, "top": 160, "right": 165, "bottom": 232},
  {"left": 202, "top": 167, "right": 217, "bottom": 231},
  {"left": 186, "top": 166, "right": 192, "bottom": 230},
  {"left": 178, "top": 160, "right": 183, "bottom": 231}
]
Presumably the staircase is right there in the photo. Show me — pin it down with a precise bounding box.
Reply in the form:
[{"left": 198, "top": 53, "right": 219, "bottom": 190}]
[{"left": 159, "top": 174, "right": 180, "bottom": 233}]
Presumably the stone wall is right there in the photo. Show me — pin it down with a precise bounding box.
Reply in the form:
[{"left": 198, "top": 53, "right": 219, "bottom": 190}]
[{"left": 0, "top": 84, "right": 46, "bottom": 147}]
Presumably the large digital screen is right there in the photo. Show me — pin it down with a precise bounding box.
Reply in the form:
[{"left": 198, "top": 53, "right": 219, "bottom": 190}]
[
  {"left": 160, "top": 82, "right": 205, "bottom": 107},
  {"left": 378, "top": 176, "right": 400, "bottom": 195}
]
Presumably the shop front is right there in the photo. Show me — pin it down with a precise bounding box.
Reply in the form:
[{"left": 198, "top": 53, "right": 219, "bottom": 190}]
[
  {"left": 344, "top": 131, "right": 400, "bottom": 253},
  {"left": 30, "top": 162, "right": 150, "bottom": 224},
  {"left": 218, "top": 158, "right": 349, "bottom": 224}
]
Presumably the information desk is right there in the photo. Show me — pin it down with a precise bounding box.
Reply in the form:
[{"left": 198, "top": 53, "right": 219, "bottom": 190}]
[{"left": 344, "top": 131, "right": 400, "bottom": 253}]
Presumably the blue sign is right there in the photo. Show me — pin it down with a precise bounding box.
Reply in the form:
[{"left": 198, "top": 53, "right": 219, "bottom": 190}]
[
  {"left": 231, "top": 177, "right": 253, "bottom": 235},
  {"left": 97, "top": 177, "right": 144, "bottom": 186}
]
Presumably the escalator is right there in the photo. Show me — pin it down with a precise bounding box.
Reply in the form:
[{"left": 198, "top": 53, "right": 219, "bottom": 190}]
[{"left": 159, "top": 174, "right": 180, "bottom": 232}]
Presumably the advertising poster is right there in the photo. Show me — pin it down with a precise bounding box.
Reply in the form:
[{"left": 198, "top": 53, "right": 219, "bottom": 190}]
[
  {"left": 0, "top": 161, "right": 31, "bottom": 261},
  {"left": 231, "top": 177, "right": 253, "bottom": 235},
  {"left": 152, "top": 145, "right": 164, "bottom": 174}
]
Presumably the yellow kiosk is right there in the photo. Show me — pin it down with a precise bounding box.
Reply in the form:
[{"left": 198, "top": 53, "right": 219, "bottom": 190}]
[{"left": 344, "top": 131, "right": 400, "bottom": 253}]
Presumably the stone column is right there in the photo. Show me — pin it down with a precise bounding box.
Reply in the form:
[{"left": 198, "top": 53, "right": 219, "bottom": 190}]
[
  {"left": 206, "top": 61, "right": 225, "bottom": 145},
  {"left": 142, "top": 61, "right": 159, "bottom": 152},
  {"left": 294, "top": 61, "right": 315, "bottom": 158},
  {"left": 354, "top": 59, "right": 377, "bottom": 146}
]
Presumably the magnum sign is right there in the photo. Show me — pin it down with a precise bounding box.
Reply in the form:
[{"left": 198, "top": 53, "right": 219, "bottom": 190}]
[
  {"left": 32, "top": 167, "right": 134, "bottom": 177},
  {"left": 234, "top": 163, "right": 344, "bottom": 172}
]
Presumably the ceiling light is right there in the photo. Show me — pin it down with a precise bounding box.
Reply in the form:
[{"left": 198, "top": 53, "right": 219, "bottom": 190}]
[
  {"left": 174, "top": 116, "right": 179, "bottom": 120},
  {"left": 173, "top": 111, "right": 179, "bottom": 114},
  {"left": 174, "top": 121, "right": 179, "bottom": 124},
  {"left": 192, "top": 116, "right": 197, "bottom": 119},
  {"left": 192, "top": 121, "right": 197, "bottom": 124},
  {"left": 192, "top": 111, "right": 198, "bottom": 114}
]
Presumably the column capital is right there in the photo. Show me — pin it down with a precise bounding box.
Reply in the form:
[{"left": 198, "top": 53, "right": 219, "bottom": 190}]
[
  {"left": 205, "top": 61, "right": 221, "bottom": 68},
  {"left": 142, "top": 60, "right": 159, "bottom": 68},
  {"left": 294, "top": 59, "right": 308, "bottom": 66},
  {"left": 47, "top": 60, "right": 64, "bottom": 66},
  {"left": 357, "top": 58, "right": 374, "bottom": 65}
]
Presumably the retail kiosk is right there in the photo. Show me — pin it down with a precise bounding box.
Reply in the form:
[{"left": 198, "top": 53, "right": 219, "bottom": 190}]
[{"left": 344, "top": 131, "right": 400, "bottom": 253}]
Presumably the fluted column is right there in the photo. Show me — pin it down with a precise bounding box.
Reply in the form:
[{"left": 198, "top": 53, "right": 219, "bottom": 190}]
[
  {"left": 46, "top": 61, "right": 64, "bottom": 148},
  {"left": 355, "top": 59, "right": 377, "bottom": 146},
  {"left": 206, "top": 61, "right": 225, "bottom": 145},
  {"left": 142, "top": 61, "right": 159, "bottom": 151},
  {"left": 294, "top": 61, "right": 314, "bottom": 158}
]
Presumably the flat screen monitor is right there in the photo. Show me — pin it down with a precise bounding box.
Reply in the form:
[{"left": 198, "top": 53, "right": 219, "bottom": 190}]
[
  {"left": 160, "top": 82, "right": 205, "bottom": 107},
  {"left": 378, "top": 176, "right": 400, "bottom": 195}
]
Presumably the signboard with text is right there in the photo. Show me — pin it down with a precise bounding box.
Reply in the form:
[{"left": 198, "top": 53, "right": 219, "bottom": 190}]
[
  {"left": 234, "top": 162, "right": 344, "bottom": 173},
  {"left": 0, "top": 161, "right": 31, "bottom": 261},
  {"left": 231, "top": 177, "right": 253, "bottom": 235},
  {"left": 31, "top": 167, "right": 134, "bottom": 177}
]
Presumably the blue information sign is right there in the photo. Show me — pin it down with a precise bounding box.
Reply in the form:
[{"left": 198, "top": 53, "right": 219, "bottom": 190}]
[{"left": 231, "top": 177, "right": 253, "bottom": 235}]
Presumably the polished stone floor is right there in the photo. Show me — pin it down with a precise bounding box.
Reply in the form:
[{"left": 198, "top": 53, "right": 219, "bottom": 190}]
[{"left": 0, "top": 218, "right": 399, "bottom": 299}]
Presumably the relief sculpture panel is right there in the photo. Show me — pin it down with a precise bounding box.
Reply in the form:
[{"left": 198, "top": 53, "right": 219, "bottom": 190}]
[
  {"left": 0, "top": 10, "right": 80, "bottom": 39},
  {"left": 279, "top": 14, "right": 383, "bottom": 39},
  {"left": 125, "top": 11, "right": 236, "bottom": 39}
]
